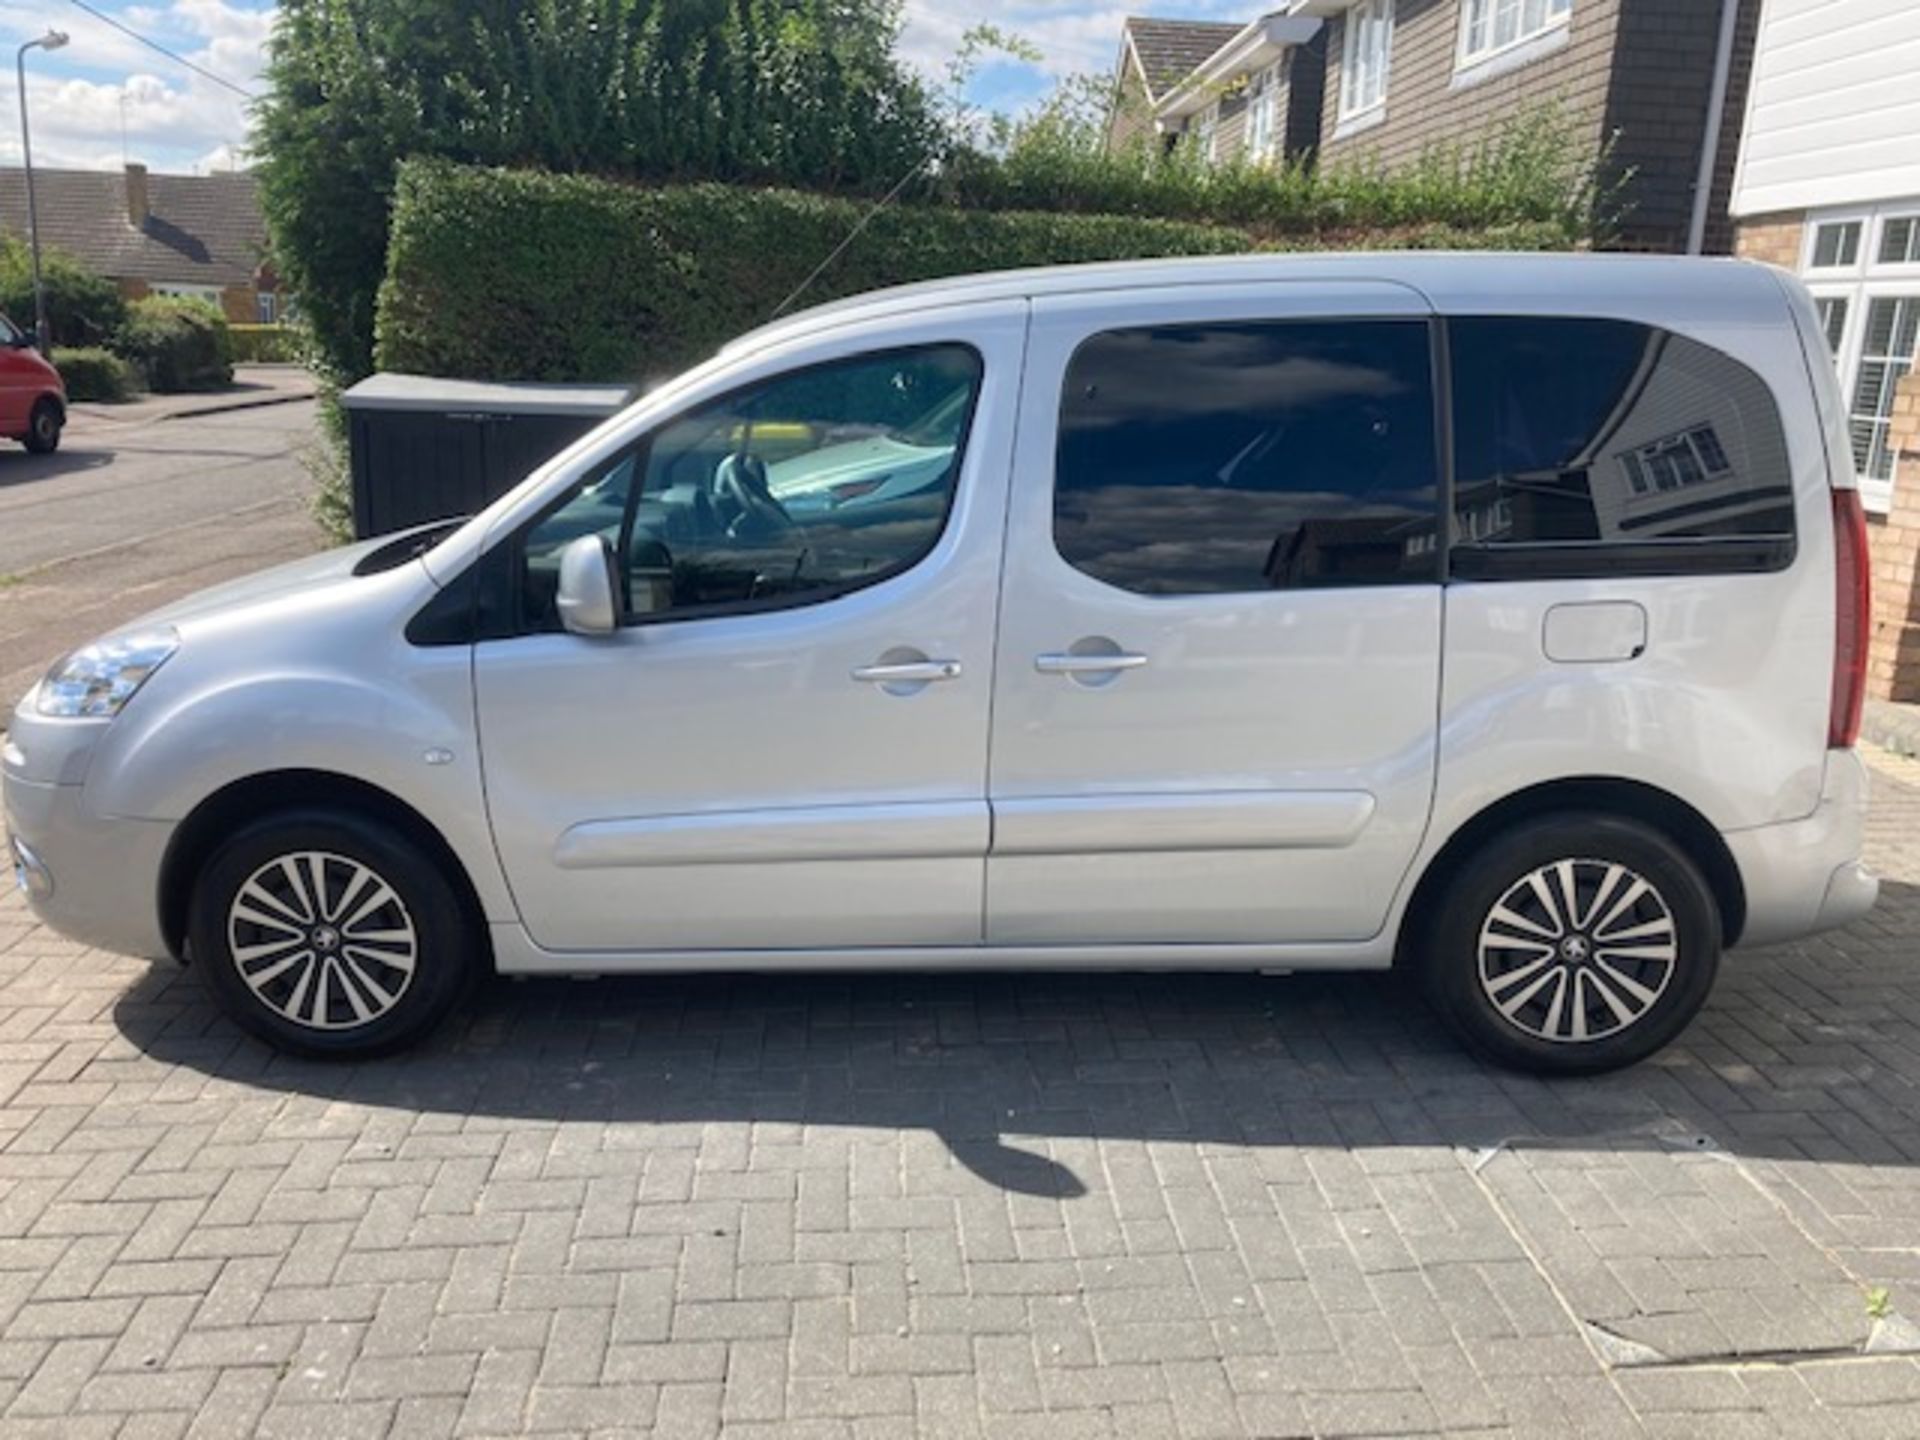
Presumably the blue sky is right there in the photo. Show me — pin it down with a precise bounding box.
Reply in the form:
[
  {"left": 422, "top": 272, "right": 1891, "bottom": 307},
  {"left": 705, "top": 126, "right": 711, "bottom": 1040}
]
[{"left": 1, "top": 1, "right": 1254, "bottom": 175}]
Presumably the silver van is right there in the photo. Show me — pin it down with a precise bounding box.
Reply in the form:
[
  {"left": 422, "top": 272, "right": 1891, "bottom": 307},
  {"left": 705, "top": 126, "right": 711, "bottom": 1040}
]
[{"left": 4, "top": 254, "right": 1878, "bottom": 1072}]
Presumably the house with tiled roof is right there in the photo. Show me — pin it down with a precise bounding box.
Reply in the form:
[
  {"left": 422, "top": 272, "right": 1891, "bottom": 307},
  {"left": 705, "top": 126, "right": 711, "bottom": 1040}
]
[
  {"left": 1107, "top": 13, "right": 1327, "bottom": 163},
  {"left": 1108, "top": 18, "right": 1241, "bottom": 151},
  {"left": 0, "top": 164, "right": 279, "bottom": 325}
]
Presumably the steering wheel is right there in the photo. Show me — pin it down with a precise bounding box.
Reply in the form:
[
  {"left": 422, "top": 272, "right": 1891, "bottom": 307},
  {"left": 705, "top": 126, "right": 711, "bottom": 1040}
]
[{"left": 714, "top": 453, "right": 799, "bottom": 542}]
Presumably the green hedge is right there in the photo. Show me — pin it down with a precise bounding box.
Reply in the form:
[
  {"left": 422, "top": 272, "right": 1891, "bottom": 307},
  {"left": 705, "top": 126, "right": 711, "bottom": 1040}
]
[
  {"left": 377, "top": 161, "right": 1579, "bottom": 384},
  {"left": 112, "top": 296, "right": 235, "bottom": 393},
  {"left": 53, "top": 347, "right": 138, "bottom": 403},
  {"left": 376, "top": 162, "right": 1245, "bottom": 382}
]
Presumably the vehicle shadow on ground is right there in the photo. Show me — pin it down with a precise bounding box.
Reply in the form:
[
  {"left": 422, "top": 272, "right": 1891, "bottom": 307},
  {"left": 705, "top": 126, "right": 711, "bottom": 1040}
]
[
  {"left": 0, "top": 447, "right": 113, "bottom": 488},
  {"left": 111, "top": 880, "right": 1920, "bottom": 1199}
]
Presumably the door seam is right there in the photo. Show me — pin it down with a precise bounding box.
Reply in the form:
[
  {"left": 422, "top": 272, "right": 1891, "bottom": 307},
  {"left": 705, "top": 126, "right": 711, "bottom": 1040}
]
[{"left": 979, "top": 299, "right": 1037, "bottom": 944}]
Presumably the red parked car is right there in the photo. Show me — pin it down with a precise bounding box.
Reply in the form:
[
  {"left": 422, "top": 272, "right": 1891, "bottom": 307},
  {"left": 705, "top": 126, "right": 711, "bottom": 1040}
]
[{"left": 0, "top": 313, "right": 66, "bottom": 454}]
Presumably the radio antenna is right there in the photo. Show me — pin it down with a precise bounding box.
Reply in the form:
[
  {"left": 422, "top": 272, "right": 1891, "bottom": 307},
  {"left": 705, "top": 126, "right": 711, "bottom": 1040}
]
[
  {"left": 767, "top": 24, "right": 1032, "bottom": 321},
  {"left": 767, "top": 155, "right": 934, "bottom": 321}
]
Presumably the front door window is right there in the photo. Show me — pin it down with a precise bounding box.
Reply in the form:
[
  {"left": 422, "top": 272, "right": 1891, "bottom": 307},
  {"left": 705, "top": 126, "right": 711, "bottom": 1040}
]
[{"left": 514, "top": 345, "right": 983, "bottom": 631}]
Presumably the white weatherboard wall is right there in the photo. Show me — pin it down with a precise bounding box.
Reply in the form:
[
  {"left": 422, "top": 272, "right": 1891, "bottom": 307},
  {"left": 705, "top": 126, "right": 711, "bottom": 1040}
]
[{"left": 1731, "top": 0, "right": 1920, "bottom": 219}]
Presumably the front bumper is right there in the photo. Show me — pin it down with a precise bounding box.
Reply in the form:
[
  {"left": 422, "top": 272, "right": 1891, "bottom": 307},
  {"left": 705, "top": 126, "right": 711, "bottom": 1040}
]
[
  {"left": 4, "top": 728, "right": 173, "bottom": 961},
  {"left": 1723, "top": 748, "right": 1879, "bottom": 949}
]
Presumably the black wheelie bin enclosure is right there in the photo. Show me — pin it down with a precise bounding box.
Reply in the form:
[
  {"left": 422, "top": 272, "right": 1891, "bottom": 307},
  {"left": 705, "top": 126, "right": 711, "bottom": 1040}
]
[{"left": 340, "top": 374, "right": 632, "bottom": 538}]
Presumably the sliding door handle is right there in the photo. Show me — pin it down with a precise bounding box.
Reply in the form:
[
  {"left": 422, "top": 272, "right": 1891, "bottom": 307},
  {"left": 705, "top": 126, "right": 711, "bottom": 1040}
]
[{"left": 1034, "top": 652, "right": 1148, "bottom": 676}]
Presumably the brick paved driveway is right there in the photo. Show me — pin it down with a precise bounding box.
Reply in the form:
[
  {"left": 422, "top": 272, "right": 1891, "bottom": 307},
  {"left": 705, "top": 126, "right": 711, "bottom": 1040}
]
[{"left": 4, "top": 756, "right": 1920, "bottom": 1438}]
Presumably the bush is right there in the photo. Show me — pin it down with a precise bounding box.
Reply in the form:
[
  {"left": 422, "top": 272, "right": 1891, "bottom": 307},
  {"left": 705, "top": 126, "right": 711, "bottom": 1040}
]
[
  {"left": 0, "top": 237, "right": 126, "bottom": 347},
  {"left": 113, "top": 296, "right": 235, "bottom": 392},
  {"left": 941, "top": 104, "right": 1612, "bottom": 249},
  {"left": 52, "top": 347, "right": 138, "bottom": 403},
  {"left": 229, "top": 323, "right": 301, "bottom": 363},
  {"left": 255, "top": 0, "right": 944, "bottom": 383},
  {"left": 375, "top": 160, "right": 1587, "bottom": 384}
]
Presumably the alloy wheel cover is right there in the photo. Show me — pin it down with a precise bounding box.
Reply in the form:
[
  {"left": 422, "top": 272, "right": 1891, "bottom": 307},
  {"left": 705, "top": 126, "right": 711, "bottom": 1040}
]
[
  {"left": 1476, "top": 857, "right": 1678, "bottom": 1044},
  {"left": 226, "top": 851, "right": 419, "bottom": 1031}
]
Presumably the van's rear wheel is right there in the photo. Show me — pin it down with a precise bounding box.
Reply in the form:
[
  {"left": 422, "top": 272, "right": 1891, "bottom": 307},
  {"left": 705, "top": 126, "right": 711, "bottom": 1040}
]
[
  {"left": 187, "top": 809, "right": 473, "bottom": 1056},
  {"left": 1420, "top": 814, "right": 1720, "bottom": 1075}
]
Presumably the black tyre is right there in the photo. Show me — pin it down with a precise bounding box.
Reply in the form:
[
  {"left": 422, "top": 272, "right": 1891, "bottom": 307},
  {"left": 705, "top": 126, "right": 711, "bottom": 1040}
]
[
  {"left": 1419, "top": 813, "right": 1720, "bottom": 1075},
  {"left": 187, "top": 808, "right": 476, "bottom": 1057},
  {"left": 24, "top": 398, "right": 61, "bottom": 454}
]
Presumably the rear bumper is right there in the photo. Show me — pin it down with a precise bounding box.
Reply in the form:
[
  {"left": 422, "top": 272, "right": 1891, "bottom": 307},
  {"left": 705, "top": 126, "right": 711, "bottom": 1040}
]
[{"left": 1724, "top": 748, "right": 1879, "bottom": 948}]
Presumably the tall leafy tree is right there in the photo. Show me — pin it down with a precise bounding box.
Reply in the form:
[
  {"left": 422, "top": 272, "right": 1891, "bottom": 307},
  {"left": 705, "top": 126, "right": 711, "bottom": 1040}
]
[{"left": 254, "top": 0, "right": 941, "bottom": 380}]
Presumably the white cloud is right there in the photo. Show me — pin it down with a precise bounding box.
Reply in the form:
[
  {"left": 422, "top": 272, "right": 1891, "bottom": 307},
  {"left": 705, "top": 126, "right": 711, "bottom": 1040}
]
[
  {"left": 1, "top": 0, "right": 268, "bottom": 173},
  {"left": 4, "top": 0, "right": 1247, "bottom": 174},
  {"left": 902, "top": 2, "right": 1253, "bottom": 72}
]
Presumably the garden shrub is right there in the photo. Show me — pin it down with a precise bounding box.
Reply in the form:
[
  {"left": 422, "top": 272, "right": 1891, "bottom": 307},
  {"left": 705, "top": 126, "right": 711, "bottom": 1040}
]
[
  {"left": 0, "top": 237, "right": 126, "bottom": 347},
  {"left": 52, "top": 347, "right": 138, "bottom": 403},
  {"left": 113, "top": 296, "right": 235, "bottom": 393},
  {"left": 375, "top": 159, "right": 1586, "bottom": 385},
  {"left": 229, "top": 324, "right": 301, "bottom": 363}
]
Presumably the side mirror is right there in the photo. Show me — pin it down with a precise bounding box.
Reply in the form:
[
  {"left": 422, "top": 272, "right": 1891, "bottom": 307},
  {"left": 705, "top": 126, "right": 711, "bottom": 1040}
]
[{"left": 556, "top": 534, "right": 619, "bottom": 636}]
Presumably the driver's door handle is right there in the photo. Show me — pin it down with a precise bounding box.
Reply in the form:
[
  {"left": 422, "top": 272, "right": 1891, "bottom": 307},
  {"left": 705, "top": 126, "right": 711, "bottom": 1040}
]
[{"left": 852, "top": 659, "right": 962, "bottom": 684}]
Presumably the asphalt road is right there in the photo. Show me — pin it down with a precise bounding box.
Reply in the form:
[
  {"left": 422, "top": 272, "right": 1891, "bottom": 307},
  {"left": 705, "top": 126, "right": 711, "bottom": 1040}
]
[{"left": 0, "top": 398, "right": 324, "bottom": 712}]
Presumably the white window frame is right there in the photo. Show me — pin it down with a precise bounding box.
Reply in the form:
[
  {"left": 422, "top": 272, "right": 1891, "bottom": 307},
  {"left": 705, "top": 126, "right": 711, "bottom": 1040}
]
[
  {"left": 1456, "top": 0, "right": 1571, "bottom": 85},
  {"left": 1802, "top": 199, "right": 1920, "bottom": 514},
  {"left": 1245, "top": 63, "right": 1281, "bottom": 162},
  {"left": 150, "top": 281, "right": 223, "bottom": 307},
  {"left": 1194, "top": 100, "right": 1221, "bottom": 164},
  {"left": 256, "top": 292, "right": 278, "bottom": 324},
  {"left": 1337, "top": 0, "right": 1394, "bottom": 132}
]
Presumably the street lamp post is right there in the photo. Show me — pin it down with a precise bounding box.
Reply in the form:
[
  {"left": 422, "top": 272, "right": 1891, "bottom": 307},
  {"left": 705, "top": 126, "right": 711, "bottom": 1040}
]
[{"left": 16, "top": 30, "right": 71, "bottom": 356}]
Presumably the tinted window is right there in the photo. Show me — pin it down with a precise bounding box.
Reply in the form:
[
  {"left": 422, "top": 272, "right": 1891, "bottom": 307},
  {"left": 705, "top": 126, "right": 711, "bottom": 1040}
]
[
  {"left": 515, "top": 345, "right": 981, "bottom": 630},
  {"left": 1054, "top": 321, "right": 1439, "bottom": 595},
  {"left": 1449, "top": 318, "right": 1795, "bottom": 578}
]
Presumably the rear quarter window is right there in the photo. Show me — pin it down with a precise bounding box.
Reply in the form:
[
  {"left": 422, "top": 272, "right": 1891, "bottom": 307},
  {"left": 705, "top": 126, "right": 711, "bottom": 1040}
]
[{"left": 1449, "top": 317, "right": 1796, "bottom": 579}]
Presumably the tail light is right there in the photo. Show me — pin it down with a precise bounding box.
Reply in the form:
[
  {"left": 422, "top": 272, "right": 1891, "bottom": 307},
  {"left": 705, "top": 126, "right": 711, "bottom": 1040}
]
[{"left": 1829, "top": 488, "right": 1870, "bottom": 749}]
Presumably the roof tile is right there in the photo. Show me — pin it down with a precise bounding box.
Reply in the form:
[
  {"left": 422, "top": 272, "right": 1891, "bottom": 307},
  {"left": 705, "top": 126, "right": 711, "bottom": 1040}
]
[
  {"left": 0, "top": 167, "right": 265, "bottom": 288},
  {"left": 1124, "top": 16, "right": 1247, "bottom": 98}
]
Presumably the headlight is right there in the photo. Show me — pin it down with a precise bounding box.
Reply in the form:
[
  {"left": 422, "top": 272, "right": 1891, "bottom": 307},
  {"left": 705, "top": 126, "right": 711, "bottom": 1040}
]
[{"left": 35, "top": 629, "right": 179, "bottom": 718}]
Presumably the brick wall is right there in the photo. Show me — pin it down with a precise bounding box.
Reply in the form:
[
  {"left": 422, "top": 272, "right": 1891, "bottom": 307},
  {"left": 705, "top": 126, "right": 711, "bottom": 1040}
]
[
  {"left": 111, "top": 275, "right": 261, "bottom": 323},
  {"left": 1732, "top": 212, "right": 1805, "bottom": 267},
  {"left": 218, "top": 285, "right": 258, "bottom": 326},
  {"left": 1868, "top": 374, "right": 1920, "bottom": 702}
]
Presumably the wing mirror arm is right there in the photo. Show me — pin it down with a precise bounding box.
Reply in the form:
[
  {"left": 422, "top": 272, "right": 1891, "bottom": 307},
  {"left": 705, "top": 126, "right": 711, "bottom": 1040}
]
[{"left": 556, "top": 534, "right": 620, "bottom": 636}]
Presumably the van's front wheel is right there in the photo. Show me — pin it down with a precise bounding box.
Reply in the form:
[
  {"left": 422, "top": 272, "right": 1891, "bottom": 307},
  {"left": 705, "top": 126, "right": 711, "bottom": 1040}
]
[
  {"left": 187, "top": 810, "right": 474, "bottom": 1056},
  {"left": 1421, "top": 815, "right": 1720, "bottom": 1075}
]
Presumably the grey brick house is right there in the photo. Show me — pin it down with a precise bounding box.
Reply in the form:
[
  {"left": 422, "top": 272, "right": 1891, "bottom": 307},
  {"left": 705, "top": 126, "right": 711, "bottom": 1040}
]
[{"left": 1110, "top": 1, "right": 1759, "bottom": 255}]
